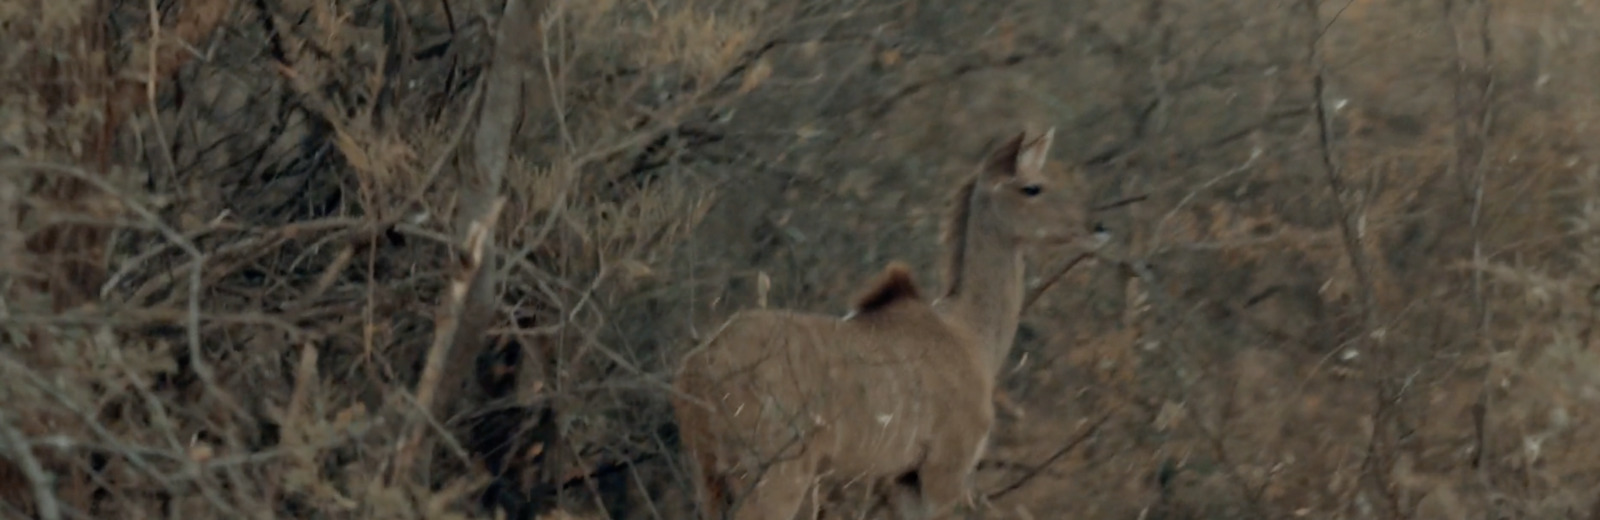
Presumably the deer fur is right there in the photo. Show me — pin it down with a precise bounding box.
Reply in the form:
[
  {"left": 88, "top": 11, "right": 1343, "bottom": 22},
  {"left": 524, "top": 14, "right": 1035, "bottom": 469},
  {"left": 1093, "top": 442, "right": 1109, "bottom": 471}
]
[
  {"left": 672, "top": 128, "right": 1102, "bottom": 520},
  {"left": 851, "top": 261, "right": 922, "bottom": 314}
]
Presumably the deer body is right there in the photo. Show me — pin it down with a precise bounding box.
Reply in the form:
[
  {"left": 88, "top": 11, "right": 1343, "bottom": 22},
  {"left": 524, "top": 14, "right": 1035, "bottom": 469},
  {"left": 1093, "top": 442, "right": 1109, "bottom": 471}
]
[
  {"left": 675, "top": 290, "right": 994, "bottom": 519},
  {"left": 674, "top": 128, "right": 1097, "bottom": 519}
]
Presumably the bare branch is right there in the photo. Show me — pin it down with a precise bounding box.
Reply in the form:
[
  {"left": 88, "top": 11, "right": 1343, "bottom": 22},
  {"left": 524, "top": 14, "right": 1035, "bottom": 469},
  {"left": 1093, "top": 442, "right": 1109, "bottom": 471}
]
[
  {"left": 1022, "top": 252, "right": 1095, "bottom": 312},
  {"left": 1301, "top": 0, "right": 1398, "bottom": 516},
  {"left": 394, "top": 196, "right": 507, "bottom": 478},
  {"left": 0, "top": 411, "right": 60, "bottom": 520},
  {"left": 983, "top": 409, "right": 1116, "bottom": 502},
  {"left": 0, "top": 160, "right": 249, "bottom": 426},
  {"left": 423, "top": 0, "right": 545, "bottom": 457},
  {"left": 1445, "top": 0, "right": 1498, "bottom": 497}
]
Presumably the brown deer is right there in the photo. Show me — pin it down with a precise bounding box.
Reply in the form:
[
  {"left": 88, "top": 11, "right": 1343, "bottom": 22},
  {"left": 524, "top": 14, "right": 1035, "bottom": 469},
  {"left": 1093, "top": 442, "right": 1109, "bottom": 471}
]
[{"left": 672, "top": 128, "right": 1102, "bottom": 520}]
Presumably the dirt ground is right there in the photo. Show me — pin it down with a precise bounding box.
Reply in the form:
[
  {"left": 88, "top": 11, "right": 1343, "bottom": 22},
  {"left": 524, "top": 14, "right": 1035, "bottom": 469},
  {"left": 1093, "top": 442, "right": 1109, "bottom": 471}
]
[{"left": 4, "top": 0, "right": 1599, "bottom": 518}]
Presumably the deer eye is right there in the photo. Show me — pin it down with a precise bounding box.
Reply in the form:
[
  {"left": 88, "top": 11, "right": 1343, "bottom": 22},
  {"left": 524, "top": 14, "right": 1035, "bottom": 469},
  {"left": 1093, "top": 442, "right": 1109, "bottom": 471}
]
[{"left": 1019, "top": 185, "right": 1042, "bottom": 197}]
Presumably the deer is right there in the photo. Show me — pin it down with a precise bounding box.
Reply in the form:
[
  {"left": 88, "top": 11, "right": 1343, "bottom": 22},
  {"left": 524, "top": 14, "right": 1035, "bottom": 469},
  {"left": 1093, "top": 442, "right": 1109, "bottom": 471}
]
[{"left": 671, "top": 127, "right": 1104, "bottom": 520}]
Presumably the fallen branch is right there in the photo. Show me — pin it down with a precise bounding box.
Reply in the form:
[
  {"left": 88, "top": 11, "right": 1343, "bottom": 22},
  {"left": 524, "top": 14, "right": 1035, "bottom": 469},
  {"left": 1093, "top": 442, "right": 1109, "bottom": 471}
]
[{"left": 393, "top": 196, "right": 506, "bottom": 479}]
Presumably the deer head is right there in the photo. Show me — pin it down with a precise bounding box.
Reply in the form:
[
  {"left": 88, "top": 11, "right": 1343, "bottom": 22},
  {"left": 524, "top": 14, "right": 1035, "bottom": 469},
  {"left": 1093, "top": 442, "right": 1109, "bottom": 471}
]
[{"left": 972, "top": 128, "right": 1108, "bottom": 251}]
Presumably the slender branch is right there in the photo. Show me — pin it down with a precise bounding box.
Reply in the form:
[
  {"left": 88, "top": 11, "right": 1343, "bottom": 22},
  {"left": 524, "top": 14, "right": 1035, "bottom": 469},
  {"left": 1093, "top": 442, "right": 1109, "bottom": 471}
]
[
  {"left": 983, "top": 409, "right": 1115, "bottom": 501},
  {"left": 1304, "top": 7, "right": 1377, "bottom": 318},
  {"left": 1022, "top": 252, "right": 1095, "bottom": 312},
  {"left": 1446, "top": 0, "right": 1497, "bottom": 492},
  {"left": 1093, "top": 194, "right": 1149, "bottom": 213},
  {"left": 0, "top": 160, "right": 249, "bottom": 424},
  {"left": 1301, "top": 0, "right": 1397, "bottom": 516},
  {"left": 0, "top": 411, "right": 60, "bottom": 520}
]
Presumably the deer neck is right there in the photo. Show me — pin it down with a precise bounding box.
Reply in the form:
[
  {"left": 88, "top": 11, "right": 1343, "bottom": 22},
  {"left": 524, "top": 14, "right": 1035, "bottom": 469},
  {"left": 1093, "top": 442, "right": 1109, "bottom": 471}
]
[{"left": 937, "top": 195, "right": 1026, "bottom": 377}]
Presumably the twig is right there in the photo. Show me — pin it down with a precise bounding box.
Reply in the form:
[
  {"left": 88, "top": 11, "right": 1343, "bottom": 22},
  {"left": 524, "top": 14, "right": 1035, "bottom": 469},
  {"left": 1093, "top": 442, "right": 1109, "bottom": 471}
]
[
  {"left": 1446, "top": 0, "right": 1497, "bottom": 491},
  {"left": 1190, "top": 378, "right": 1269, "bottom": 510},
  {"left": 283, "top": 245, "right": 357, "bottom": 311},
  {"left": 264, "top": 342, "right": 320, "bottom": 507},
  {"left": 0, "top": 307, "right": 309, "bottom": 340},
  {"left": 100, "top": 221, "right": 226, "bottom": 299},
  {"left": 0, "top": 411, "right": 61, "bottom": 520},
  {"left": 0, "top": 160, "right": 250, "bottom": 427},
  {"left": 0, "top": 354, "right": 170, "bottom": 484},
  {"left": 1148, "top": 147, "right": 1261, "bottom": 257},
  {"left": 146, "top": 0, "right": 180, "bottom": 185},
  {"left": 403, "top": 70, "right": 486, "bottom": 213},
  {"left": 1022, "top": 252, "right": 1095, "bottom": 312},
  {"left": 866, "top": 44, "right": 1066, "bottom": 119},
  {"left": 1093, "top": 194, "right": 1149, "bottom": 213},
  {"left": 393, "top": 391, "right": 477, "bottom": 468},
  {"left": 539, "top": 0, "right": 575, "bottom": 154},
  {"left": 1302, "top": 0, "right": 1376, "bottom": 331},
  {"left": 983, "top": 408, "right": 1115, "bottom": 501},
  {"left": 1301, "top": 0, "right": 1395, "bottom": 515}
]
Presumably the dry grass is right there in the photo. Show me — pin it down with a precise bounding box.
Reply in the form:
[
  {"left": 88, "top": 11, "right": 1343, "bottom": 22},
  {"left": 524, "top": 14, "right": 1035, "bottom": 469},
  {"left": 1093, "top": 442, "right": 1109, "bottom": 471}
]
[{"left": 2, "top": 0, "right": 1599, "bottom": 519}]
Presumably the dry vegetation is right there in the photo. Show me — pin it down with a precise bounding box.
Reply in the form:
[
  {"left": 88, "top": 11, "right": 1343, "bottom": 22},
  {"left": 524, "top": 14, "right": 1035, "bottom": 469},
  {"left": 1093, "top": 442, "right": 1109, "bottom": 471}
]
[{"left": 2, "top": 0, "right": 1598, "bottom": 519}]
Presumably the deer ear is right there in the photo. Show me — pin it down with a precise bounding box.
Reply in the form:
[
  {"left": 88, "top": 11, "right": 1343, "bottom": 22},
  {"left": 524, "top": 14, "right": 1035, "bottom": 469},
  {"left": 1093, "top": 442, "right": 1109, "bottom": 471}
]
[
  {"left": 984, "top": 131, "right": 1030, "bottom": 177},
  {"left": 1016, "top": 127, "right": 1055, "bottom": 176}
]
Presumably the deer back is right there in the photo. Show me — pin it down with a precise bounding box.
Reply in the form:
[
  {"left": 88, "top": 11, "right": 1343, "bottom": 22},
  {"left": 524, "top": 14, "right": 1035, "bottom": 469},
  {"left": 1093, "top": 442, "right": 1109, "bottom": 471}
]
[{"left": 676, "top": 295, "right": 992, "bottom": 478}]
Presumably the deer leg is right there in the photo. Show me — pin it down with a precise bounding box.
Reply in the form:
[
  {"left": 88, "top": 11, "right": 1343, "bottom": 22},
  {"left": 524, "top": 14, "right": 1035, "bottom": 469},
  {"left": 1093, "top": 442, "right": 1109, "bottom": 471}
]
[
  {"left": 685, "top": 446, "right": 725, "bottom": 520},
  {"left": 910, "top": 468, "right": 970, "bottom": 520},
  {"left": 908, "top": 432, "right": 989, "bottom": 520},
  {"left": 882, "top": 476, "right": 930, "bottom": 520},
  {"left": 730, "top": 456, "right": 815, "bottom": 520}
]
